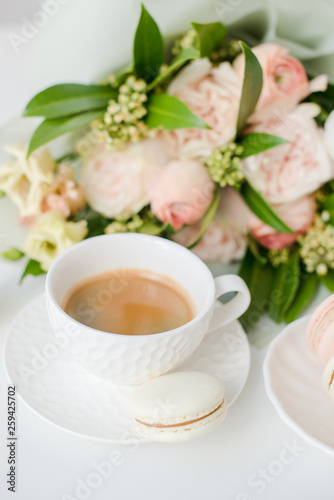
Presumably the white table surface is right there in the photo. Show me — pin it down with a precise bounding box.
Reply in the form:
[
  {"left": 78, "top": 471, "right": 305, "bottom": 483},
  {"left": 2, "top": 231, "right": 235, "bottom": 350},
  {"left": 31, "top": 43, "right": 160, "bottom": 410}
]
[{"left": 1, "top": 2, "right": 334, "bottom": 498}]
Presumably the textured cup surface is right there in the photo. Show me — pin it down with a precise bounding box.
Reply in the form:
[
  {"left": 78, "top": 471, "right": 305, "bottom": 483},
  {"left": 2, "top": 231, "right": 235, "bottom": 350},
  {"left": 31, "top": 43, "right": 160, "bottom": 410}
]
[
  {"left": 46, "top": 234, "right": 250, "bottom": 385},
  {"left": 46, "top": 234, "right": 216, "bottom": 385}
]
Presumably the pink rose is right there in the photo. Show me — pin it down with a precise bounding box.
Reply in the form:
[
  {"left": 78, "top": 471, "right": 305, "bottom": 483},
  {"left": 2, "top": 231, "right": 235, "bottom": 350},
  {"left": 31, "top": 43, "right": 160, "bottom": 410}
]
[
  {"left": 172, "top": 187, "right": 247, "bottom": 262},
  {"left": 150, "top": 160, "right": 215, "bottom": 229},
  {"left": 81, "top": 138, "right": 170, "bottom": 218},
  {"left": 248, "top": 195, "right": 316, "bottom": 250},
  {"left": 233, "top": 43, "right": 327, "bottom": 123},
  {"left": 164, "top": 58, "right": 242, "bottom": 159},
  {"left": 242, "top": 104, "right": 334, "bottom": 203}
]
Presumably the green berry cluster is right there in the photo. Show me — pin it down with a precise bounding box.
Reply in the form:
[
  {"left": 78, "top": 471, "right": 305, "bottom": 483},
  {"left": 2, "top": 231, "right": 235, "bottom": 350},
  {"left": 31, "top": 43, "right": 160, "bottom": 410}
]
[
  {"left": 298, "top": 215, "right": 334, "bottom": 275},
  {"left": 104, "top": 209, "right": 164, "bottom": 236},
  {"left": 105, "top": 214, "right": 144, "bottom": 234},
  {"left": 268, "top": 248, "right": 290, "bottom": 268},
  {"left": 171, "top": 29, "right": 198, "bottom": 56},
  {"left": 93, "top": 76, "right": 153, "bottom": 146},
  {"left": 210, "top": 38, "right": 242, "bottom": 64},
  {"left": 205, "top": 143, "right": 245, "bottom": 188}
]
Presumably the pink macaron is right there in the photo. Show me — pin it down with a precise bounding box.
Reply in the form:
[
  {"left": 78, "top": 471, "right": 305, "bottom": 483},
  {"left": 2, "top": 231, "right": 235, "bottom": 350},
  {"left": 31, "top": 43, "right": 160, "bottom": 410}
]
[{"left": 306, "top": 294, "right": 334, "bottom": 367}]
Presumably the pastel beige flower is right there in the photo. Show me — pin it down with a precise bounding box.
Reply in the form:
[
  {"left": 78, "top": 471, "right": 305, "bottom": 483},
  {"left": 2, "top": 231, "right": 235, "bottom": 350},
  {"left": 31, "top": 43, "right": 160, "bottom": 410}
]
[
  {"left": 42, "top": 163, "right": 85, "bottom": 218},
  {"left": 164, "top": 58, "right": 242, "bottom": 159},
  {"left": 150, "top": 160, "right": 215, "bottom": 229},
  {"left": 242, "top": 104, "right": 334, "bottom": 203},
  {"left": 81, "top": 138, "right": 170, "bottom": 218},
  {"left": 233, "top": 43, "right": 327, "bottom": 123},
  {"left": 23, "top": 212, "right": 88, "bottom": 271},
  {"left": 0, "top": 145, "right": 54, "bottom": 217},
  {"left": 172, "top": 187, "right": 248, "bottom": 262}
]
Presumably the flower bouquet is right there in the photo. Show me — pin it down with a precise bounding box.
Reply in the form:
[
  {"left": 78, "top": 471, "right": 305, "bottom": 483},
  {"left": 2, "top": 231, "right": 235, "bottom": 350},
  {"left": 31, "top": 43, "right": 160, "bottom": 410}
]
[{"left": 2, "top": 4, "right": 334, "bottom": 331}]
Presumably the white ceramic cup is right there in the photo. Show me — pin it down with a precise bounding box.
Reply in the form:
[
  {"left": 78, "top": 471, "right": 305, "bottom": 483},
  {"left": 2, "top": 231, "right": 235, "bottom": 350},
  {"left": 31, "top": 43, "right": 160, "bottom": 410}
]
[{"left": 46, "top": 233, "right": 250, "bottom": 385}]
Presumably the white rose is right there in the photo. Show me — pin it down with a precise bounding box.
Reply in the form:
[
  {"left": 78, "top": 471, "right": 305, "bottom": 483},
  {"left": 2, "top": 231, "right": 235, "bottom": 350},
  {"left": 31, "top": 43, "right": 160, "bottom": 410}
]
[
  {"left": 0, "top": 145, "right": 54, "bottom": 217},
  {"left": 81, "top": 138, "right": 170, "bottom": 218},
  {"left": 23, "top": 212, "right": 88, "bottom": 271}
]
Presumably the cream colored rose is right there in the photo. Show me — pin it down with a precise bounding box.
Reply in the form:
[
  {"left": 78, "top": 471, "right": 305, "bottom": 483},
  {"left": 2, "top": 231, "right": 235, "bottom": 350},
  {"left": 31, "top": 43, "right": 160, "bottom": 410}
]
[
  {"left": 23, "top": 212, "right": 88, "bottom": 271},
  {"left": 233, "top": 43, "right": 327, "bottom": 123},
  {"left": 0, "top": 145, "right": 54, "bottom": 217},
  {"left": 81, "top": 138, "right": 170, "bottom": 218},
  {"left": 242, "top": 104, "right": 334, "bottom": 203},
  {"left": 164, "top": 58, "right": 242, "bottom": 159}
]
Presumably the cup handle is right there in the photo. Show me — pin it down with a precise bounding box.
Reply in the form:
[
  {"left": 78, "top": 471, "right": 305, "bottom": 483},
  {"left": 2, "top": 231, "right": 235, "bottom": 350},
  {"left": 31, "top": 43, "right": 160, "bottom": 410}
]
[{"left": 208, "top": 275, "right": 251, "bottom": 331}]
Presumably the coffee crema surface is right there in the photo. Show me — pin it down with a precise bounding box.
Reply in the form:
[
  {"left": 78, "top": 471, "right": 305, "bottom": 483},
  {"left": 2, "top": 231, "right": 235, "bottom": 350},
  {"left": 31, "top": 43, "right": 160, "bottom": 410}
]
[{"left": 61, "top": 268, "right": 196, "bottom": 335}]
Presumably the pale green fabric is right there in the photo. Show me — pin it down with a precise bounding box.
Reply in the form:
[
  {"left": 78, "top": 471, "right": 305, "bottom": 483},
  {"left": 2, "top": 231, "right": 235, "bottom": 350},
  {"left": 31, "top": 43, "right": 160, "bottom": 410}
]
[{"left": 212, "top": 0, "right": 334, "bottom": 79}]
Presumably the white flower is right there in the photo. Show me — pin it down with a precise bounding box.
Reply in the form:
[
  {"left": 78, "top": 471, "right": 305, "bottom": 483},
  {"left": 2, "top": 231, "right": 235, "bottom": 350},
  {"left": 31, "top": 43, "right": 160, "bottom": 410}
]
[
  {"left": 23, "top": 212, "right": 88, "bottom": 271},
  {"left": 0, "top": 145, "right": 55, "bottom": 217},
  {"left": 81, "top": 138, "right": 171, "bottom": 218}
]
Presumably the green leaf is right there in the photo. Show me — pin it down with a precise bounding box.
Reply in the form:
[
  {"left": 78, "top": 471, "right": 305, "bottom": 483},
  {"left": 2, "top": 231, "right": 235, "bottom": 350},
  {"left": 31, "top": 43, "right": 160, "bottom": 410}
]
[
  {"left": 319, "top": 269, "right": 334, "bottom": 292},
  {"left": 191, "top": 22, "right": 226, "bottom": 57},
  {"left": 236, "top": 41, "right": 263, "bottom": 135},
  {"left": 138, "top": 221, "right": 167, "bottom": 236},
  {"left": 187, "top": 187, "right": 221, "bottom": 249},
  {"left": 247, "top": 235, "right": 267, "bottom": 265},
  {"left": 27, "top": 110, "right": 105, "bottom": 157},
  {"left": 241, "top": 182, "right": 293, "bottom": 234},
  {"left": 163, "top": 223, "right": 177, "bottom": 236},
  {"left": 285, "top": 272, "right": 318, "bottom": 323},
  {"left": 238, "top": 133, "right": 289, "bottom": 158},
  {"left": 321, "top": 193, "right": 334, "bottom": 210},
  {"left": 55, "top": 151, "right": 79, "bottom": 164},
  {"left": 23, "top": 84, "right": 116, "bottom": 119},
  {"left": 114, "top": 69, "right": 134, "bottom": 87},
  {"left": 309, "top": 82, "right": 334, "bottom": 116},
  {"left": 238, "top": 248, "right": 274, "bottom": 331},
  {"left": 146, "top": 93, "right": 210, "bottom": 130},
  {"left": 269, "top": 249, "right": 300, "bottom": 323},
  {"left": 147, "top": 47, "right": 200, "bottom": 91},
  {"left": 20, "top": 259, "right": 46, "bottom": 283},
  {"left": 0, "top": 190, "right": 5, "bottom": 197},
  {"left": 71, "top": 206, "right": 110, "bottom": 238},
  {"left": 133, "top": 4, "right": 164, "bottom": 82},
  {"left": 1, "top": 247, "right": 24, "bottom": 261}
]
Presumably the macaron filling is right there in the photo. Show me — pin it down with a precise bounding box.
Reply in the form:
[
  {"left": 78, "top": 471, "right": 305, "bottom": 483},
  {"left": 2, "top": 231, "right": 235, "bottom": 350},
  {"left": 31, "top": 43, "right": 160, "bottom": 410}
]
[
  {"left": 135, "top": 399, "right": 225, "bottom": 428},
  {"left": 328, "top": 371, "right": 334, "bottom": 390}
]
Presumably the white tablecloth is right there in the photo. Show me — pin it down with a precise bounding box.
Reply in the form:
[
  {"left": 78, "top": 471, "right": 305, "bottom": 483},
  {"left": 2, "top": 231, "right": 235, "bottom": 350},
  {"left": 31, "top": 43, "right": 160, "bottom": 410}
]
[{"left": 1, "top": 2, "right": 334, "bottom": 497}]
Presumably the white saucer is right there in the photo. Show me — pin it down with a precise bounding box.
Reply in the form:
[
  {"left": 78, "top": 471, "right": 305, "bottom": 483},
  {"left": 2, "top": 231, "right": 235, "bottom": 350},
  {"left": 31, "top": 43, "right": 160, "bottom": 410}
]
[
  {"left": 264, "top": 316, "right": 334, "bottom": 457},
  {"left": 4, "top": 294, "right": 250, "bottom": 443}
]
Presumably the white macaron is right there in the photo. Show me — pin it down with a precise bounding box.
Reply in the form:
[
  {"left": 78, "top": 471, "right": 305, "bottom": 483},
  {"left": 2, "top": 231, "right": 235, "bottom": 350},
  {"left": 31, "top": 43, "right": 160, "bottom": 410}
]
[
  {"left": 129, "top": 371, "right": 227, "bottom": 442},
  {"left": 322, "top": 354, "right": 334, "bottom": 399}
]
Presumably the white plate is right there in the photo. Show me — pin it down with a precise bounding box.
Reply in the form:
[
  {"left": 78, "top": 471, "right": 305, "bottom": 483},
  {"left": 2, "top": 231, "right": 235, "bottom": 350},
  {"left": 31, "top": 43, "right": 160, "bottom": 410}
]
[
  {"left": 4, "top": 294, "right": 250, "bottom": 443},
  {"left": 264, "top": 315, "right": 334, "bottom": 457}
]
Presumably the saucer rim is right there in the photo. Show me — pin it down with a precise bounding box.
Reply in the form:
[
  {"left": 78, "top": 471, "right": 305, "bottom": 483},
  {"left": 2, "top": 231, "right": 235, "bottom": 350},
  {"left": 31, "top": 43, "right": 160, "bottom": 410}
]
[
  {"left": 3, "top": 293, "right": 250, "bottom": 444},
  {"left": 263, "top": 315, "right": 334, "bottom": 458}
]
